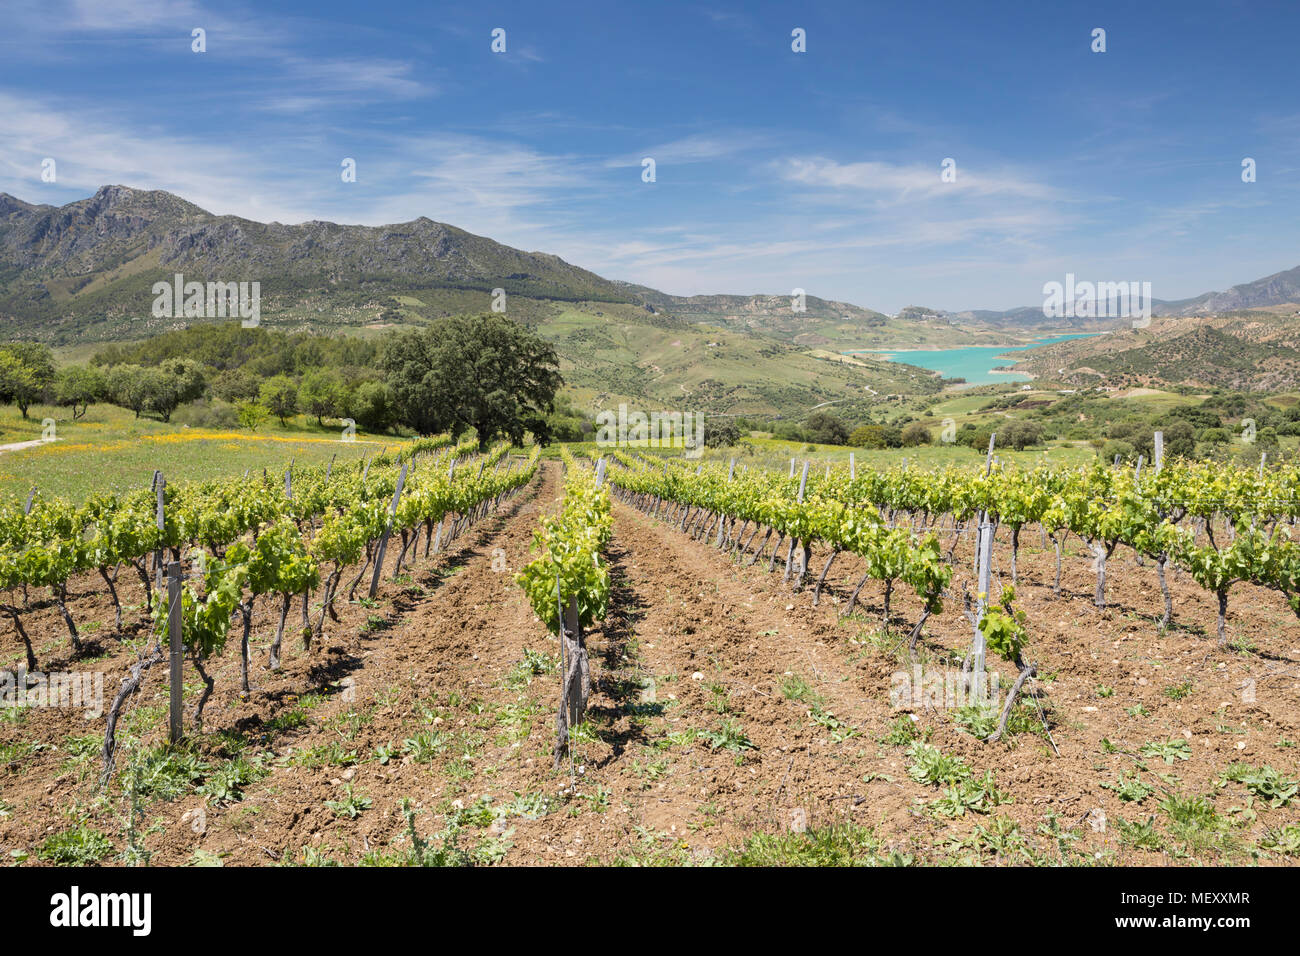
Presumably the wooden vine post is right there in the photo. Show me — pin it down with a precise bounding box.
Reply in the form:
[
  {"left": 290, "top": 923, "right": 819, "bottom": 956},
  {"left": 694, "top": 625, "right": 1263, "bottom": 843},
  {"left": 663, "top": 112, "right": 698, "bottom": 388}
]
[
  {"left": 153, "top": 471, "right": 165, "bottom": 591},
  {"left": 369, "top": 463, "right": 407, "bottom": 596},
  {"left": 784, "top": 461, "right": 810, "bottom": 581},
  {"left": 167, "top": 560, "right": 183, "bottom": 743},
  {"left": 969, "top": 433, "right": 996, "bottom": 701},
  {"left": 716, "top": 458, "right": 736, "bottom": 547}
]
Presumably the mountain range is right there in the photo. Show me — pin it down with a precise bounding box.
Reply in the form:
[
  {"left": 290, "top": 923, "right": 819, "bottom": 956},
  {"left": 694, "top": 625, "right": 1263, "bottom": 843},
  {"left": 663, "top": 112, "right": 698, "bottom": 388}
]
[
  {"left": 908, "top": 265, "right": 1300, "bottom": 330},
  {"left": 2, "top": 185, "right": 1299, "bottom": 403}
]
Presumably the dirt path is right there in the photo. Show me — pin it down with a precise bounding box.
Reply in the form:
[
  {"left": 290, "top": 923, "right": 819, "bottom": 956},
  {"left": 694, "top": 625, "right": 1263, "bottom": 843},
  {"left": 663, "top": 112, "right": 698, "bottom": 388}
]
[{"left": 0, "top": 438, "right": 54, "bottom": 454}]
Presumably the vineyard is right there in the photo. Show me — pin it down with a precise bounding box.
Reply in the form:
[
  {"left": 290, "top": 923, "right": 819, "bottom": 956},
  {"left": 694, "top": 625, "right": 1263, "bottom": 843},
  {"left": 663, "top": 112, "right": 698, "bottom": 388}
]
[
  {"left": 598, "top": 446, "right": 1300, "bottom": 646},
  {"left": 1, "top": 439, "right": 1299, "bottom": 866}
]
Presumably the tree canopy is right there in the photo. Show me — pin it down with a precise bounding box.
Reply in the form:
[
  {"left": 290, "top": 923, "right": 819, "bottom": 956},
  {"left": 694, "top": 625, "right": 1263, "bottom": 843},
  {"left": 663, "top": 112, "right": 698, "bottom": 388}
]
[
  {"left": 381, "top": 314, "right": 562, "bottom": 447},
  {"left": 0, "top": 343, "right": 56, "bottom": 418}
]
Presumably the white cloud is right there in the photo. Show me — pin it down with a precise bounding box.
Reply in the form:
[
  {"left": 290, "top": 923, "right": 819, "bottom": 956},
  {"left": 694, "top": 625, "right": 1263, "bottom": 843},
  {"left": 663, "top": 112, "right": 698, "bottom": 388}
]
[
  {"left": 779, "top": 157, "right": 1058, "bottom": 202},
  {"left": 606, "top": 132, "right": 775, "bottom": 168}
]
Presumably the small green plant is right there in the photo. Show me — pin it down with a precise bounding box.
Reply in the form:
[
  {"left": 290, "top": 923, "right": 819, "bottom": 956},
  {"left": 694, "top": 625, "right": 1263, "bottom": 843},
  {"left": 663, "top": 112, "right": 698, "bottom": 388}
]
[
  {"left": 585, "top": 785, "right": 611, "bottom": 813},
  {"left": 128, "top": 744, "right": 210, "bottom": 801},
  {"left": 1116, "top": 815, "right": 1164, "bottom": 851},
  {"left": 880, "top": 716, "right": 921, "bottom": 746},
  {"left": 326, "top": 785, "right": 372, "bottom": 819},
  {"left": 1140, "top": 739, "right": 1192, "bottom": 764},
  {"left": 699, "top": 719, "right": 755, "bottom": 755},
  {"left": 1259, "top": 824, "right": 1300, "bottom": 856},
  {"left": 665, "top": 727, "right": 700, "bottom": 747},
  {"left": 946, "top": 816, "right": 1030, "bottom": 863},
  {"left": 398, "top": 801, "right": 468, "bottom": 867},
  {"left": 1101, "top": 771, "right": 1154, "bottom": 803},
  {"left": 1162, "top": 681, "right": 1194, "bottom": 701},
  {"left": 291, "top": 742, "right": 360, "bottom": 769},
  {"left": 809, "top": 708, "right": 858, "bottom": 742},
  {"left": 265, "top": 708, "right": 311, "bottom": 733},
  {"left": 38, "top": 824, "right": 113, "bottom": 865},
  {"left": 199, "top": 755, "right": 268, "bottom": 803},
  {"left": 781, "top": 674, "right": 822, "bottom": 707},
  {"left": 505, "top": 648, "right": 557, "bottom": 689},
  {"left": 118, "top": 764, "right": 151, "bottom": 866},
  {"left": 1220, "top": 764, "right": 1298, "bottom": 808},
  {"left": 295, "top": 846, "right": 341, "bottom": 867},
  {"left": 906, "top": 742, "right": 971, "bottom": 787},
  {"left": 928, "top": 771, "right": 1010, "bottom": 818},
  {"left": 1160, "top": 792, "right": 1221, "bottom": 836},
  {"left": 402, "top": 730, "right": 451, "bottom": 763},
  {"left": 726, "top": 824, "right": 901, "bottom": 866}
]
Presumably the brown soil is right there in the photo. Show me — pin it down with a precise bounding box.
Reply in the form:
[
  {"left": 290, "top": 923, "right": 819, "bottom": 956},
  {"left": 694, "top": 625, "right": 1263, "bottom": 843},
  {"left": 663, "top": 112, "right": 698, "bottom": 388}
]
[{"left": 2, "top": 461, "right": 1299, "bottom": 866}]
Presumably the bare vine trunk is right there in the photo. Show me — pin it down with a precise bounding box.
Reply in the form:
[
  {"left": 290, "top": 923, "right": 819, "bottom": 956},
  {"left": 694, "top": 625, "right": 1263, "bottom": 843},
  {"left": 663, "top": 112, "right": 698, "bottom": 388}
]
[{"left": 269, "top": 593, "right": 290, "bottom": 670}]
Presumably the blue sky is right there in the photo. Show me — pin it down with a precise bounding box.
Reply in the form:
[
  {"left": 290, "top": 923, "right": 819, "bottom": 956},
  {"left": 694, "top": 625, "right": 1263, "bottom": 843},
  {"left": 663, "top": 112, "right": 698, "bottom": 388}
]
[{"left": 1, "top": 0, "right": 1297, "bottom": 313}]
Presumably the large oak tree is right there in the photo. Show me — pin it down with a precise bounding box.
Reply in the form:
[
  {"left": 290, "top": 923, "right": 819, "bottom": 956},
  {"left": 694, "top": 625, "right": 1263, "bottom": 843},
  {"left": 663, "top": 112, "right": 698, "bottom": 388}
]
[{"left": 381, "top": 313, "right": 562, "bottom": 447}]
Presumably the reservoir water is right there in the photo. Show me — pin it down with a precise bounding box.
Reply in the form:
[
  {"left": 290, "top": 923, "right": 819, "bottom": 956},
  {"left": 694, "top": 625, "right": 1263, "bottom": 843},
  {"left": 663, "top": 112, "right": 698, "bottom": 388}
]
[{"left": 845, "top": 333, "right": 1099, "bottom": 386}]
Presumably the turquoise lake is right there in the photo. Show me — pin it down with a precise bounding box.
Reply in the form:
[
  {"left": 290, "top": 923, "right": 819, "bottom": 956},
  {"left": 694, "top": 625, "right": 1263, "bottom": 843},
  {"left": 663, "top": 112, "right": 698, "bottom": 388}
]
[{"left": 845, "top": 333, "right": 1100, "bottom": 386}]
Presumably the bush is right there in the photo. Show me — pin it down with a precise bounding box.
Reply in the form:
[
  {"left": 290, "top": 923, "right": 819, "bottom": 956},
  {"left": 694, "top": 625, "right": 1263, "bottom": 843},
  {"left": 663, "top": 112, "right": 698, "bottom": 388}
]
[
  {"left": 237, "top": 401, "right": 271, "bottom": 431},
  {"left": 1000, "top": 419, "right": 1043, "bottom": 450},
  {"left": 900, "top": 422, "right": 932, "bottom": 447},
  {"left": 344, "top": 379, "right": 395, "bottom": 433},
  {"left": 959, "top": 427, "right": 994, "bottom": 452},
  {"left": 704, "top": 420, "right": 742, "bottom": 447},
  {"left": 803, "top": 412, "right": 850, "bottom": 446},
  {"left": 1099, "top": 439, "right": 1135, "bottom": 463},
  {"left": 772, "top": 421, "right": 805, "bottom": 443},
  {"left": 850, "top": 424, "right": 903, "bottom": 449},
  {"left": 211, "top": 367, "right": 261, "bottom": 404},
  {"left": 171, "top": 399, "right": 239, "bottom": 430}
]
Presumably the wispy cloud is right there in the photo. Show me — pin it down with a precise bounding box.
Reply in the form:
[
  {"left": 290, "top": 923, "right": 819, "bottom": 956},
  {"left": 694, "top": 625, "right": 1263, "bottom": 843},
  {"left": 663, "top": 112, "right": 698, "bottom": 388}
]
[
  {"left": 606, "top": 131, "right": 776, "bottom": 168},
  {"left": 779, "top": 157, "right": 1059, "bottom": 202}
]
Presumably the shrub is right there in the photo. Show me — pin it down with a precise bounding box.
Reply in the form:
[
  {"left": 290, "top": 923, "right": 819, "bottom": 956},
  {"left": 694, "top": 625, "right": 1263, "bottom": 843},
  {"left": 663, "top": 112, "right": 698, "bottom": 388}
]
[{"left": 900, "top": 421, "right": 932, "bottom": 446}]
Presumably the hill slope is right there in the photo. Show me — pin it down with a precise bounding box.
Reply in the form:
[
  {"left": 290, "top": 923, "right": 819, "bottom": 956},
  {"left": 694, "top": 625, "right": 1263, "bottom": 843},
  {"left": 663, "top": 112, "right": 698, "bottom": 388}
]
[
  {"left": 1011, "top": 310, "right": 1300, "bottom": 390},
  {"left": 0, "top": 185, "right": 632, "bottom": 342},
  {"left": 0, "top": 186, "right": 944, "bottom": 418},
  {"left": 1157, "top": 264, "right": 1300, "bottom": 316},
  {"left": 623, "top": 285, "right": 1029, "bottom": 348}
]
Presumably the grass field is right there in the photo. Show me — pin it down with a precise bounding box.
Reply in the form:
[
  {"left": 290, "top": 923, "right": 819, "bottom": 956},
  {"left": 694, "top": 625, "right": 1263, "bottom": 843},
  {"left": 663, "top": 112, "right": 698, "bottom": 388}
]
[{"left": 0, "top": 404, "right": 403, "bottom": 501}]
